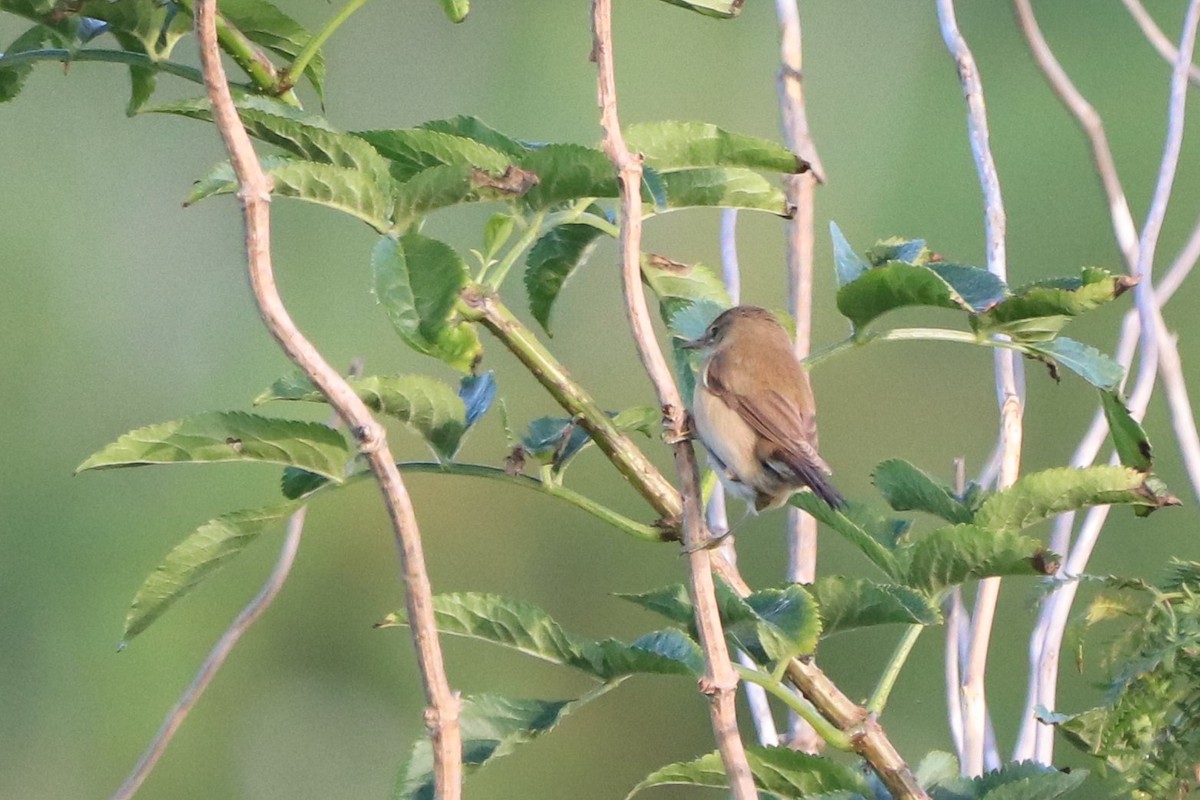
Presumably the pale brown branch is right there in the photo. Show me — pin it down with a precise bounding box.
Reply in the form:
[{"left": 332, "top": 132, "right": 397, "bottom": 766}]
[
  {"left": 1122, "top": 0, "right": 1200, "bottom": 87},
  {"left": 193, "top": 3, "right": 462, "bottom": 796},
  {"left": 590, "top": 3, "right": 755, "bottom": 797},
  {"left": 110, "top": 506, "right": 307, "bottom": 800}
]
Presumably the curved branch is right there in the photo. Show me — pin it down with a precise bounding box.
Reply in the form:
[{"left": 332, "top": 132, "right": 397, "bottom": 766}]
[
  {"left": 590, "top": 3, "right": 755, "bottom": 798},
  {"left": 1121, "top": 0, "right": 1200, "bottom": 87},
  {"left": 192, "top": 2, "right": 462, "bottom": 797},
  {"left": 110, "top": 506, "right": 307, "bottom": 800}
]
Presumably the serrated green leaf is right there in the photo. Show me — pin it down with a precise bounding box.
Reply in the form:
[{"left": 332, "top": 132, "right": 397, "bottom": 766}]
[
  {"left": 658, "top": 166, "right": 791, "bottom": 215},
  {"left": 836, "top": 261, "right": 972, "bottom": 330},
  {"left": 518, "top": 143, "right": 618, "bottom": 209},
  {"left": 641, "top": 253, "right": 731, "bottom": 322},
  {"left": 1023, "top": 337, "right": 1124, "bottom": 391},
  {"left": 872, "top": 459, "right": 974, "bottom": 524},
  {"left": 900, "top": 525, "right": 1052, "bottom": 594},
  {"left": 482, "top": 212, "right": 517, "bottom": 259},
  {"left": 525, "top": 222, "right": 608, "bottom": 333},
  {"left": 391, "top": 162, "right": 537, "bottom": 223},
  {"left": 123, "top": 502, "right": 300, "bottom": 642},
  {"left": 153, "top": 98, "right": 390, "bottom": 185},
  {"left": 831, "top": 221, "right": 870, "bottom": 287},
  {"left": 625, "top": 121, "right": 805, "bottom": 173},
  {"left": 77, "top": 412, "right": 351, "bottom": 480},
  {"left": 928, "top": 262, "right": 1007, "bottom": 311},
  {"left": 435, "top": 0, "right": 469, "bottom": 23},
  {"left": 790, "top": 494, "right": 902, "bottom": 579},
  {"left": 395, "top": 685, "right": 615, "bottom": 800},
  {"left": 979, "top": 267, "right": 1135, "bottom": 334},
  {"left": 917, "top": 751, "right": 961, "bottom": 790},
  {"left": 1100, "top": 391, "right": 1153, "bottom": 472},
  {"left": 354, "top": 128, "right": 512, "bottom": 183},
  {"left": 866, "top": 237, "right": 932, "bottom": 267},
  {"left": 627, "top": 746, "right": 870, "bottom": 800},
  {"left": 187, "top": 158, "right": 393, "bottom": 232},
  {"left": 929, "top": 761, "right": 1087, "bottom": 800},
  {"left": 521, "top": 406, "right": 657, "bottom": 472},
  {"left": 281, "top": 466, "right": 327, "bottom": 499},
  {"left": 975, "top": 465, "right": 1170, "bottom": 533},
  {"left": 809, "top": 576, "right": 941, "bottom": 635},
  {"left": 419, "top": 115, "right": 530, "bottom": 159},
  {"left": 651, "top": 0, "right": 745, "bottom": 19},
  {"left": 0, "top": 26, "right": 52, "bottom": 103},
  {"left": 379, "top": 592, "right": 701, "bottom": 680},
  {"left": 218, "top": 0, "right": 326, "bottom": 100},
  {"left": 257, "top": 373, "right": 468, "bottom": 461},
  {"left": 717, "top": 582, "right": 821, "bottom": 666},
  {"left": 615, "top": 584, "right": 694, "bottom": 625},
  {"left": 373, "top": 232, "right": 482, "bottom": 372}
]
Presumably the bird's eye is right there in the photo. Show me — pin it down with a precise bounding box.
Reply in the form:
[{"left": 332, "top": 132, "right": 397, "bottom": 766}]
[{"left": 707, "top": 325, "right": 718, "bottom": 338}]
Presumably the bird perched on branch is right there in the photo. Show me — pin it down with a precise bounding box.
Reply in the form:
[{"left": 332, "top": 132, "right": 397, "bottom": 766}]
[{"left": 680, "top": 305, "right": 844, "bottom": 513}]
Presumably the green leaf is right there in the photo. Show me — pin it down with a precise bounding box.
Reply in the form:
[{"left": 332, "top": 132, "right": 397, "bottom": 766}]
[
  {"left": 641, "top": 253, "right": 731, "bottom": 322},
  {"left": 831, "top": 221, "right": 870, "bottom": 287},
  {"left": 865, "top": 236, "right": 932, "bottom": 267},
  {"left": 0, "top": 26, "right": 52, "bottom": 103},
  {"left": 721, "top": 583, "right": 821, "bottom": 665},
  {"left": 520, "top": 406, "right": 658, "bottom": 472},
  {"left": 928, "top": 761, "right": 1087, "bottom": 800},
  {"left": 518, "top": 143, "right": 617, "bottom": 209},
  {"left": 187, "top": 158, "right": 393, "bottom": 232},
  {"left": 900, "top": 525, "right": 1053, "bottom": 594},
  {"left": 790, "top": 494, "right": 902, "bottom": 579},
  {"left": 651, "top": 0, "right": 745, "bottom": 19},
  {"left": 378, "top": 592, "right": 702, "bottom": 680},
  {"left": 624, "top": 121, "right": 805, "bottom": 173},
  {"left": 152, "top": 97, "right": 391, "bottom": 185},
  {"left": 78, "top": 0, "right": 190, "bottom": 59},
  {"left": 974, "top": 465, "right": 1173, "bottom": 533},
  {"left": 459, "top": 371, "right": 496, "bottom": 428},
  {"left": 372, "top": 232, "right": 482, "bottom": 372},
  {"left": 979, "top": 267, "right": 1135, "bottom": 334},
  {"left": 916, "top": 751, "right": 961, "bottom": 790},
  {"left": 928, "top": 262, "right": 1007, "bottom": 312},
  {"left": 657, "top": 166, "right": 791, "bottom": 215},
  {"left": 219, "top": 0, "right": 326, "bottom": 100},
  {"left": 436, "top": 0, "right": 469, "bottom": 23},
  {"left": 627, "top": 746, "right": 870, "bottom": 800},
  {"left": 1023, "top": 337, "right": 1124, "bottom": 391},
  {"left": 354, "top": 128, "right": 512, "bottom": 183},
  {"left": 525, "top": 222, "right": 608, "bottom": 334},
  {"left": 615, "top": 584, "right": 693, "bottom": 625},
  {"left": 281, "top": 466, "right": 328, "bottom": 500},
  {"left": 419, "top": 116, "right": 530, "bottom": 159},
  {"left": 391, "top": 162, "right": 537, "bottom": 224},
  {"left": 809, "top": 576, "right": 941, "bottom": 636},
  {"left": 395, "top": 686, "right": 615, "bottom": 800},
  {"left": 482, "top": 212, "right": 517, "bottom": 259},
  {"left": 122, "top": 502, "right": 300, "bottom": 642},
  {"left": 1100, "top": 391, "right": 1153, "bottom": 472},
  {"left": 77, "top": 411, "right": 351, "bottom": 481},
  {"left": 257, "top": 373, "right": 468, "bottom": 461},
  {"left": 872, "top": 459, "right": 974, "bottom": 524},
  {"left": 836, "top": 261, "right": 973, "bottom": 330}
]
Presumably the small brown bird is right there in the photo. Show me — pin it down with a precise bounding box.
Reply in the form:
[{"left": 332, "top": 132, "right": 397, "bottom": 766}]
[{"left": 681, "top": 305, "right": 843, "bottom": 512}]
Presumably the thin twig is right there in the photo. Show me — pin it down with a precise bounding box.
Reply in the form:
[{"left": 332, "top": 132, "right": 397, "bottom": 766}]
[
  {"left": 1121, "top": 0, "right": 1200, "bottom": 86},
  {"left": 110, "top": 507, "right": 307, "bottom": 800},
  {"left": 590, "top": 3, "right": 755, "bottom": 797},
  {"left": 193, "top": 2, "right": 462, "bottom": 796},
  {"left": 774, "top": 0, "right": 824, "bottom": 751},
  {"left": 937, "top": 0, "right": 1018, "bottom": 776}
]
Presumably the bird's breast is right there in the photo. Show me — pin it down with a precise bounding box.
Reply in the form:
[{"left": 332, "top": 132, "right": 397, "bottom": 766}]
[{"left": 692, "top": 383, "right": 763, "bottom": 501}]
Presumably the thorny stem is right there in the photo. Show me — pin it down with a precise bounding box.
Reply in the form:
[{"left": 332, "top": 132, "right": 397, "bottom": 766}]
[
  {"left": 591, "top": 2, "right": 756, "bottom": 798},
  {"left": 193, "top": 2, "right": 462, "bottom": 797},
  {"left": 177, "top": 0, "right": 297, "bottom": 102}
]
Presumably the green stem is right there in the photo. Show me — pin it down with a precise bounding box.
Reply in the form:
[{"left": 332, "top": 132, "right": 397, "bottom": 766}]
[
  {"left": 459, "top": 286, "right": 683, "bottom": 529},
  {"left": 866, "top": 623, "right": 925, "bottom": 715},
  {"left": 278, "top": 0, "right": 369, "bottom": 91},
  {"left": 803, "top": 327, "right": 1031, "bottom": 370},
  {"left": 177, "top": 0, "right": 297, "bottom": 102},
  {"left": 734, "top": 664, "right": 853, "bottom": 751},
  {"left": 0, "top": 48, "right": 237, "bottom": 88},
  {"left": 483, "top": 209, "right": 547, "bottom": 289},
  {"left": 393, "top": 462, "right": 662, "bottom": 542}
]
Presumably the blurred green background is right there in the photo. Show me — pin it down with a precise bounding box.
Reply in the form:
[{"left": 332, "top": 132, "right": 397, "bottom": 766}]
[{"left": 3, "top": 1, "right": 1200, "bottom": 797}]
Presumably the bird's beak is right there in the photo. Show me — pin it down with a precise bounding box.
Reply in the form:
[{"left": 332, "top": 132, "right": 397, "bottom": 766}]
[{"left": 678, "top": 336, "right": 703, "bottom": 351}]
